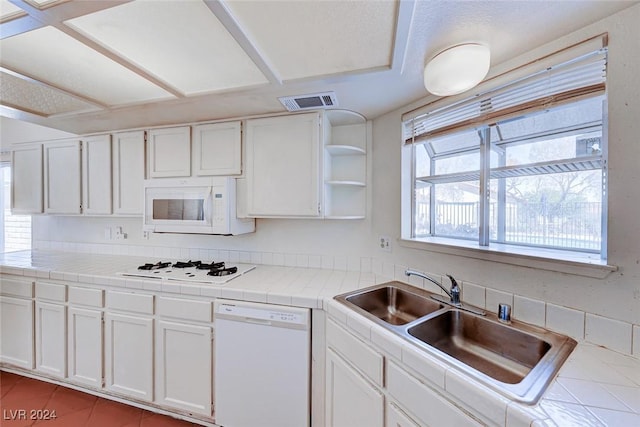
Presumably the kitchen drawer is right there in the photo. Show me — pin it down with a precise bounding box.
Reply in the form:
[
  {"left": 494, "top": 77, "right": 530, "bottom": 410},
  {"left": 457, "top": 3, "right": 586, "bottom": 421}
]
[
  {"left": 157, "top": 296, "right": 212, "bottom": 323},
  {"left": 326, "top": 319, "right": 384, "bottom": 387},
  {"left": 35, "top": 282, "right": 67, "bottom": 302},
  {"left": 68, "top": 286, "right": 103, "bottom": 308},
  {"left": 387, "top": 361, "right": 481, "bottom": 427},
  {"left": 106, "top": 290, "right": 153, "bottom": 315},
  {"left": 387, "top": 401, "right": 421, "bottom": 427},
  {"left": 0, "top": 277, "right": 33, "bottom": 298}
]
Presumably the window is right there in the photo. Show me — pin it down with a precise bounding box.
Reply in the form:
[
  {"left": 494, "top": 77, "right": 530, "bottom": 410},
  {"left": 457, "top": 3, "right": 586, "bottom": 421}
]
[
  {"left": 1, "top": 163, "right": 32, "bottom": 253},
  {"left": 403, "top": 42, "right": 608, "bottom": 261}
]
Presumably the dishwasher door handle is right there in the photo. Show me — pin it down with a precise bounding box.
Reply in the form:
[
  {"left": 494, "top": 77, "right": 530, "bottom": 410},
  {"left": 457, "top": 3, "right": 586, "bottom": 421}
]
[{"left": 242, "top": 317, "right": 272, "bottom": 326}]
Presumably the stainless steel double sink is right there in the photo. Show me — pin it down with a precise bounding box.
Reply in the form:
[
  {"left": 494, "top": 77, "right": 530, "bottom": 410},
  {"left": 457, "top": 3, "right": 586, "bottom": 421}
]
[{"left": 335, "top": 281, "right": 577, "bottom": 404}]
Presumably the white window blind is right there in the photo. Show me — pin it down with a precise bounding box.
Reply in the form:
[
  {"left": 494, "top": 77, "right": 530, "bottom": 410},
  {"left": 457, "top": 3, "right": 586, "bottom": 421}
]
[{"left": 404, "top": 48, "right": 607, "bottom": 144}]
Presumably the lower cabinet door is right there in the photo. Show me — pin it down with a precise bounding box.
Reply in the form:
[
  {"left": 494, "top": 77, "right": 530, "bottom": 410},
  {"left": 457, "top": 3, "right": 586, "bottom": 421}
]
[
  {"left": 0, "top": 296, "right": 34, "bottom": 369},
  {"left": 326, "top": 349, "right": 384, "bottom": 427},
  {"left": 387, "top": 401, "right": 421, "bottom": 427},
  {"left": 104, "top": 312, "right": 153, "bottom": 401},
  {"left": 68, "top": 307, "right": 103, "bottom": 388},
  {"left": 35, "top": 301, "right": 67, "bottom": 378},
  {"left": 155, "top": 320, "right": 213, "bottom": 417}
]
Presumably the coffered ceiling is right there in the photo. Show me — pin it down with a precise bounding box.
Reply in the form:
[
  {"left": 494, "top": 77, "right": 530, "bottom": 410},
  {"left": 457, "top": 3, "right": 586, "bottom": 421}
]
[{"left": 0, "top": 0, "right": 637, "bottom": 134}]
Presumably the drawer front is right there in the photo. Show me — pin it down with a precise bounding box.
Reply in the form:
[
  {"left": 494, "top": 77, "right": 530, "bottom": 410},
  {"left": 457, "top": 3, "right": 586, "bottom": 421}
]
[
  {"left": 106, "top": 290, "right": 153, "bottom": 315},
  {"left": 0, "top": 277, "right": 33, "bottom": 298},
  {"left": 35, "top": 282, "right": 67, "bottom": 302},
  {"left": 157, "top": 296, "right": 212, "bottom": 323},
  {"left": 326, "top": 319, "right": 384, "bottom": 386},
  {"left": 387, "top": 361, "right": 481, "bottom": 427},
  {"left": 68, "top": 287, "right": 103, "bottom": 308}
]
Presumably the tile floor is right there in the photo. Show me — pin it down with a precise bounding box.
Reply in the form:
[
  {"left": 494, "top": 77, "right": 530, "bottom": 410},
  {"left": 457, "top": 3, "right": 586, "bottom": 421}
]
[{"left": 0, "top": 371, "right": 200, "bottom": 427}]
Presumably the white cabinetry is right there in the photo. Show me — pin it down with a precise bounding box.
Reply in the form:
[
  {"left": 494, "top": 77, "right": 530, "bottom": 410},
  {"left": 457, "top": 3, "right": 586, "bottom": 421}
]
[
  {"left": 326, "top": 349, "right": 384, "bottom": 427},
  {"left": 148, "top": 126, "right": 191, "bottom": 178},
  {"left": 67, "top": 286, "right": 104, "bottom": 388},
  {"left": 43, "top": 140, "right": 82, "bottom": 214},
  {"left": 82, "top": 134, "right": 112, "bottom": 215},
  {"left": 245, "top": 113, "right": 321, "bottom": 217},
  {"left": 325, "top": 320, "right": 384, "bottom": 427},
  {"left": 113, "top": 131, "right": 145, "bottom": 215},
  {"left": 105, "top": 291, "right": 154, "bottom": 401},
  {"left": 323, "top": 110, "right": 368, "bottom": 219},
  {"left": 155, "top": 296, "right": 213, "bottom": 417},
  {"left": 192, "top": 121, "right": 242, "bottom": 176},
  {"left": 35, "top": 282, "right": 67, "bottom": 378},
  {"left": 11, "top": 143, "right": 43, "bottom": 214},
  {"left": 387, "top": 402, "right": 421, "bottom": 427},
  {"left": 0, "top": 277, "right": 34, "bottom": 369}
]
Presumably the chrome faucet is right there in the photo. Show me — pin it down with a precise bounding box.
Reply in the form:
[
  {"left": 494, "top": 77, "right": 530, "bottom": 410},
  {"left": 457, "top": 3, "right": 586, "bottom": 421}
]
[{"left": 405, "top": 269, "right": 461, "bottom": 306}]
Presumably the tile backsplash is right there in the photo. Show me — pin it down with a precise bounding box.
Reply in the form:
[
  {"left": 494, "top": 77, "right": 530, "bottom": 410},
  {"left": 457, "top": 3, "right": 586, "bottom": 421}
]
[{"left": 34, "top": 239, "right": 639, "bottom": 359}]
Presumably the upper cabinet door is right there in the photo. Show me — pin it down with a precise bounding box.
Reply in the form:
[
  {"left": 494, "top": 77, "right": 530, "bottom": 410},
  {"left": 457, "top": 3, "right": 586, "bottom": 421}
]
[
  {"left": 11, "top": 143, "right": 43, "bottom": 214},
  {"left": 113, "top": 131, "right": 145, "bottom": 215},
  {"left": 245, "top": 113, "right": 321, "bottom": 217},
  {"left": 43, "top": 140, "right": 82, "bottom": 214},
  {"left": 82, "top": 135, "right": 112, "bottom": 215},
  {"left": 192, "top": 121, "right": 242, "bottom": 176},
  {"left": 148, "top": 126, "right": 191, "bottom": 178}
]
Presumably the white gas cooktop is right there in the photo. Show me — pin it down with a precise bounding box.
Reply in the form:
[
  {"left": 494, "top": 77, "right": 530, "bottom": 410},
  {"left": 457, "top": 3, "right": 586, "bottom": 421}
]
[{"left": 118, "top": 261, "right": 256, "bottom": 285}]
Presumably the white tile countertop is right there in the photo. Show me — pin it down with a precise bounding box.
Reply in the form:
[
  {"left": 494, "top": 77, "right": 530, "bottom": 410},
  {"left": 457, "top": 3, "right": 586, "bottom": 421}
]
[{"left": 1, "top": 250, "right": 639, "bottom": 426}]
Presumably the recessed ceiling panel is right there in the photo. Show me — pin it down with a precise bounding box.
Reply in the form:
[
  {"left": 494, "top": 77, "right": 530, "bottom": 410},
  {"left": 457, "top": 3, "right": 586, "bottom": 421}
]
[
  {"left": 65, "top": 0, "right": 268, "bottom": 95},
  {"left": 0, "top": 26, "right": 174, "bottom": 106},
  {"left": 224, "top": 0, "right": 398, "bottom": 80},
  {"left": 0, "top": 71, "right": 98, "bottom": 116},
  {"left": 0, "top": 0, "right": 26, "bottom": 21}
]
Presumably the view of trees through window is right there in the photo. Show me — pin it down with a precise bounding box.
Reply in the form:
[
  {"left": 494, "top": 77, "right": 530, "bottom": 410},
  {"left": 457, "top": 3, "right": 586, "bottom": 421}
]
[{"left": 414, "top": 96, "right": 604, "bottom": 253}]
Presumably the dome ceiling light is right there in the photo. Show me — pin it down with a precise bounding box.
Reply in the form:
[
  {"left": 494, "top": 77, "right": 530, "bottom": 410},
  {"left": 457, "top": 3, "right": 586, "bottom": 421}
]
[{"left": 424, "top": 43, "right": 491, "bottom": 96}]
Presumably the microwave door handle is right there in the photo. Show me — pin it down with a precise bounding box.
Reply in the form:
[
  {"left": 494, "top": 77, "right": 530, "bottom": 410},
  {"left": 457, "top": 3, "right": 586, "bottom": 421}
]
[{"left": 202, "top": 189, "right": 213, "bottom": 224}]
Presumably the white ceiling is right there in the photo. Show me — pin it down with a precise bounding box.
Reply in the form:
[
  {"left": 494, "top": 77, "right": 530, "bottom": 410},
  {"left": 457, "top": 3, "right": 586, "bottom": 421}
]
[{"left": 0, "top": 0, "right": 637, "bottom": 134}]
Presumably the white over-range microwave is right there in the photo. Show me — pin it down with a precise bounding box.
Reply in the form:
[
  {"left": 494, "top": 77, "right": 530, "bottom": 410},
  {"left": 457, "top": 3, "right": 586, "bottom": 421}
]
[{"left": 143, "top": 177, "right": 255, "bottom": 235}]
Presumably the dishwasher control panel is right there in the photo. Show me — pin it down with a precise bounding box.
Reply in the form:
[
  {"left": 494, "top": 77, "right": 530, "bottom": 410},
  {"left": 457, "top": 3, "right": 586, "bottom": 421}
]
[{"left": 215, "top": 301, "right": 309, "bottom": 327}]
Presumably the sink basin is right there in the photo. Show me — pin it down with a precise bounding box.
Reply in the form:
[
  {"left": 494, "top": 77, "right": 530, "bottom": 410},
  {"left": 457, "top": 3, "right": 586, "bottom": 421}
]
[
  {"left": 339, "top": 283, "right": 443, "bottom": 325},
  {"left": 408, "top": 310, "right": 550, "bottom": 384},
  {"left": 335, "top": 281, "right": 577, "bottom": 403}
]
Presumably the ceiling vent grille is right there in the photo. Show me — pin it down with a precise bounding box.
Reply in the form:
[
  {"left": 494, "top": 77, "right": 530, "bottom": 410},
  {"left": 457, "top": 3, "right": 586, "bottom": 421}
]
[{"left": 278, "top": 91, "right": 338, "bottom": 111}]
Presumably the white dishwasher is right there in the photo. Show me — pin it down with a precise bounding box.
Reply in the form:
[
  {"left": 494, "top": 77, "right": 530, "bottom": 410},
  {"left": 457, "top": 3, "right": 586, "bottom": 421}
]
[{"left": 214, "top": 299, "right": 310, "bottom": 427}]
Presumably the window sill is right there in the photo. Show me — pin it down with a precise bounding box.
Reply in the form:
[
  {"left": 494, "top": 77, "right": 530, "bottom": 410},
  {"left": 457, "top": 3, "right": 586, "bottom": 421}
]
[{"left": 399, "top": 237, "right": 617, "bottom": 279}]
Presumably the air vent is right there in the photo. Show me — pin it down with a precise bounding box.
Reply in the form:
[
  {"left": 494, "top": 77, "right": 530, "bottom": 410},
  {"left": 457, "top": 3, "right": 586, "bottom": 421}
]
[{"left": 278, "top": 91, "right": 338, "bottom": 111}]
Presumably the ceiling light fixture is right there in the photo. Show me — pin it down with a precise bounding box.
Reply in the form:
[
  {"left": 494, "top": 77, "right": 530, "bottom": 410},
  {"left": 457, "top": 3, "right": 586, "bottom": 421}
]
[{"left": 424, "top": 43, "right": 491, "bottom": 96}]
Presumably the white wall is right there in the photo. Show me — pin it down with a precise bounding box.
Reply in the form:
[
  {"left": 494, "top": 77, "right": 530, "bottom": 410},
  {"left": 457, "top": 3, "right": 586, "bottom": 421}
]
[{"left": 21, "top": 5, "right": 640, "bottom": 333}]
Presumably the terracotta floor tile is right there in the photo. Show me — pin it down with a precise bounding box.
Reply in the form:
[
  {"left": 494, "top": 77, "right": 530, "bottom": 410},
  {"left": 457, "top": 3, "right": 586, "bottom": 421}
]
[
  {"left": 32, "top": 406, "right": 93, "bottom": 427},
  {"left": 1, "top": 373, "right": 210, "bottom": 427},
  {"left": 42, "top": 385, "right": 98, "bottom": 418},
  {"left": 1, "top": 372, "right": 23, "bottom": 397},
  {"left": 86, "top": 399, "right": 143, "bottom": 427}
]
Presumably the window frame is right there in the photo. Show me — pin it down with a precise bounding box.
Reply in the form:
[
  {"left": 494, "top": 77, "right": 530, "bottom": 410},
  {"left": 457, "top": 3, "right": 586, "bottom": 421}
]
[{"left": 400, "top": 37, "right": 616, "bottom": 277}]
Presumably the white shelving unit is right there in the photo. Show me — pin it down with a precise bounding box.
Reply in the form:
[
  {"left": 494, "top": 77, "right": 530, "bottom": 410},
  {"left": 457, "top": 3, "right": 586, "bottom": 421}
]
[{"left": 323, "top": 110, "right": 368, "bottom": 219}]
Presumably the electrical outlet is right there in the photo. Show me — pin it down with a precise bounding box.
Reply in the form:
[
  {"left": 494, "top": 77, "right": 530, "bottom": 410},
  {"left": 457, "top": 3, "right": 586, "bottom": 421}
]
[
  {"left": 142, "top": 230, "right": 150, "bottom": 240},
  {"left": 379, "top": 235, "right": 392, "bottom": 252}
]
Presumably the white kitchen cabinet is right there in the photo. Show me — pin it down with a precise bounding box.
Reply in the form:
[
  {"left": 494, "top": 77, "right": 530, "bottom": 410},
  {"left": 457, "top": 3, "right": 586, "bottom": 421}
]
[
  {"left": 148, "top": 126, "right": 191, "bottom": 178},
  {"left": 67, "top": 283, "right": 103, "bottom": 388},
  {"left": 0, "top": 277, "right": 34, "bottom": 369},
  {"left": 43, "top": 140, "right": 82, "bottom": 214},
  {"left": 245, "top": 112, "right": 322, "bottom": 217},
  {"left": 82, "top": 134, "right": 112, "bottom": 215},
  {"left": 192, "top": 121, "right": 242, "bottom": 176},
  {"left": 323, "top": 110, "right": 368, "bottom": 219},
  {"left": 68, "top": 306, "right": 103, "bottom": 388},
  {"left": 112, "top": 130, "right": 145, "bottom": 215},
  {"left": 386, "top": 361, "right": 481, "bottom": 427},
  {"left": 35, "top": 301, "right": 67, "bottom": 378},
  {"left": 104, "top": 291, "right": 154, "bottom": 401},
  {"left": 387, "top": 401, "right": 421, "bottom": 427},
  {"left": 11, "top": 142, "right": 43, "bottom": 214},
  {"left": 326, "top": 348, "right": 384, "bottom": 427},
  {"left": 155, "top": 320, "right": 213, "bottom": 417}
]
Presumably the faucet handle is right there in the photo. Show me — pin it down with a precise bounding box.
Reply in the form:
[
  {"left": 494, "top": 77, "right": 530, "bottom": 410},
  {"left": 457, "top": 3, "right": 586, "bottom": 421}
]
[{"left": 446, "top": 274, "right": 461, "bottom": 305}]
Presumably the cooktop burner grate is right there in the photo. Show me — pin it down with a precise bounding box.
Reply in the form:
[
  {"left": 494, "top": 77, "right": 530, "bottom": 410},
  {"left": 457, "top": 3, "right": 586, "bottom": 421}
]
[
  {"left": 207, "top": 266, "right": 238, "bottom": 276},
  {"left": 138, "top": 261, "right": 172, "bottom": 270}
]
